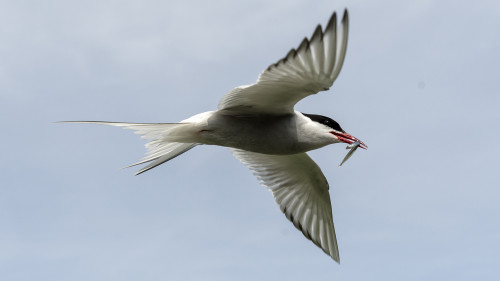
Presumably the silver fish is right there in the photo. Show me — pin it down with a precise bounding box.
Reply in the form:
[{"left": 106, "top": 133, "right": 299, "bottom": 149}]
[{"left": 339, "top": 141, "right": 360, "bottom": 167}]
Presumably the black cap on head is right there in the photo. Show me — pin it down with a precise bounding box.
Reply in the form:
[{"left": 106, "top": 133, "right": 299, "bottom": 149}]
[{"left": 302, "top": 113, "right": 344, "bottom": 132}]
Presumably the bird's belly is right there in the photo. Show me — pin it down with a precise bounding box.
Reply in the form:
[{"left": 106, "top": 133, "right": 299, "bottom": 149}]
[
  {"left": 215, "top": 132, "right": 305, "bottom": 154},
  {"left": 196, "top": 113, "right": 319, "bottom": 155}
]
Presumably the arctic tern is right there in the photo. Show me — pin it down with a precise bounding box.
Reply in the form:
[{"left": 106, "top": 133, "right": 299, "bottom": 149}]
[{"left": 61, "top": 9, "right": 367, "bottom": 263}]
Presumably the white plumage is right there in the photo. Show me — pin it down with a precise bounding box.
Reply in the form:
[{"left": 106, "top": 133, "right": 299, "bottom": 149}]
[
  {"left": 60, "top": 9, "right": 367, "bottom": 263},
  {"left": 218, "top": 11, "right": 348, "bottom": 115}
]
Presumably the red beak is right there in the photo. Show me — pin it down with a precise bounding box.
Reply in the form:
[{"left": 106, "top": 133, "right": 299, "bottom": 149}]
[{"left": 331, "top": 131, "right": 368, "bottom": 149}]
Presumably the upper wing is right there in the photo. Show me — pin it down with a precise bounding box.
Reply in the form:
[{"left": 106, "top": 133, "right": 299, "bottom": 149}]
[
  {"left": 231, "top": 149, "right": 340, "bottom": 262},
  {"left": 218, "top": 10, "right": 349, "bottom": 115}
]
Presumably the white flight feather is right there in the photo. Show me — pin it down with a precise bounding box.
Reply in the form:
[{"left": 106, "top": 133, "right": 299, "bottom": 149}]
[
  {"left": 231, "top": 149, "right": 340, "bottom": 263},
  {"left": 217, "top": 10, "right": 349, "bottom": 115}
]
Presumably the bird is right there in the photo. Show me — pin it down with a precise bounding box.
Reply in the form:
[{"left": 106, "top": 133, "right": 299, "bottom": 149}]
[{"left": 61, "top": 9, "right": 367, "bottom": 263}]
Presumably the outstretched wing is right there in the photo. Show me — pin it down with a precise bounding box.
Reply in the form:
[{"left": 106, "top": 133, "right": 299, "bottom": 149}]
[
  {"left": 231, "top": 149, "right": 340, "bottom": 262},
  {"left": 218, "top": 10, "right": 349, "bottom": 115}
]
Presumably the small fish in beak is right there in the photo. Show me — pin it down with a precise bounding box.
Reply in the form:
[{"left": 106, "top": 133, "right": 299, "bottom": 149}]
[{"left": 339, "top": 141, "right": 360, "bottom": 167}]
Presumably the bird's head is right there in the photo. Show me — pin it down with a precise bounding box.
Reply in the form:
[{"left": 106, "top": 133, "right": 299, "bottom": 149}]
[{"left": 302, "top": 113, "right": 367, "bottom": 149}]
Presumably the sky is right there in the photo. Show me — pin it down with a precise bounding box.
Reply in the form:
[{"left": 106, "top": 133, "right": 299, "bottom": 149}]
[{"left": 1, "top": 0, "right": 500, "bottom": 280}]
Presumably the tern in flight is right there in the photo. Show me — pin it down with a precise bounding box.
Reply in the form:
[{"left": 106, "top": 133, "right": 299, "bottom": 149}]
[{"left": 62, "top": 9, "right": 367, "bottom": 263}]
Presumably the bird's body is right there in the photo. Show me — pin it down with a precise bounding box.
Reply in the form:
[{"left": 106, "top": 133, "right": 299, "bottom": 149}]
[
  {"left": 173, "top": 111, "right": 335, "bottom": 155},
  {"left": 61, "top": 9, "right": 367, "bottom": 263}
]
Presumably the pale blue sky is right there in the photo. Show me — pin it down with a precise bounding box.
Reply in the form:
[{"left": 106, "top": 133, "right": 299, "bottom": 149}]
[{"left": 1, "top": 0, "right": 499, "bottom": 280}]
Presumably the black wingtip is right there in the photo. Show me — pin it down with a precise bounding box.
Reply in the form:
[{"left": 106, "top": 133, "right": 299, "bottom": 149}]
[
  {"left": 324, "top": 11, "right": 337, "bottom": 34},
  {"left": 311, "top": 24, "right": 323, "bottom": 41},
  {"left": 342, "top": 9, "right": 349, "bottom": 24},
  {"left": 286, "top": 48, "right": 297, "bottom": 59},
  {"left": 297, "top": 37, "right": 310, "bottom": 52}
]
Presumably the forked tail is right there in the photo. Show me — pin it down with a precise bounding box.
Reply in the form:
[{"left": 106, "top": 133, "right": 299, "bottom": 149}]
[{"left": 58, "top": 121, "right": 198, "bottom": 175}]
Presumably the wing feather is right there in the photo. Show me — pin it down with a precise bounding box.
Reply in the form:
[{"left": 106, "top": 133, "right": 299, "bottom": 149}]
[
  {"left": 231, "top": 149, "right": 340, "bottom": 262},
  {"left": 323, "top": 12, "right": 337, "bottom": 76},
  {"left": 218, "top": 10, "right": 349, "bottom": 115},
  {"left": 309, "top": 25, "right": 325, "bottom": 76},
  {"left": 331, "top": 11, "right": 349, "bottom": 82}
]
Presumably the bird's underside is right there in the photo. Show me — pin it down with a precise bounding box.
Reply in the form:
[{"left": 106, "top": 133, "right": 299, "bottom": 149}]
[{"left": 60, "top": 9, "right": 352, "bottom": 263}]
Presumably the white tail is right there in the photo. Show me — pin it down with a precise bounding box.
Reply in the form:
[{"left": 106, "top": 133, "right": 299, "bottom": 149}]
[{"left": 58, "top": 121, "right": 198, "bottom": 175}]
